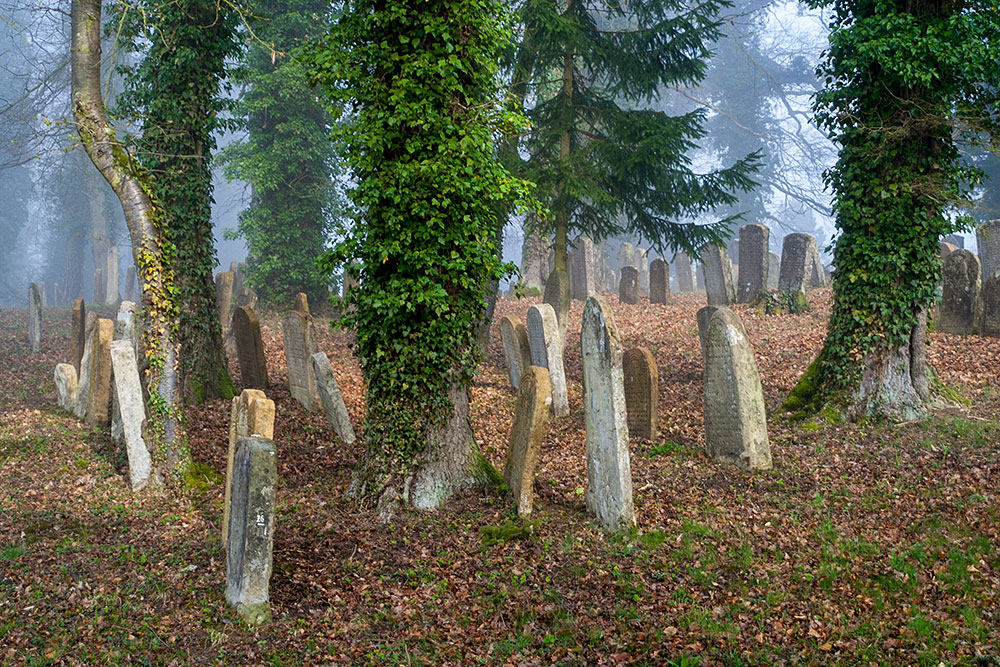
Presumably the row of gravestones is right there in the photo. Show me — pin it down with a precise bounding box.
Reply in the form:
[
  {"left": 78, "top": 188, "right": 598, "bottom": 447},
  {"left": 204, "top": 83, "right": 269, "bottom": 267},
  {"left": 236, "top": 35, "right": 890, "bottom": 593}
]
[
  {"left": 500, "top": 297, "right": 771, "bottom": 530},
  {"left": 937, "top": 248, "right": 1000, "bottom": 337}
]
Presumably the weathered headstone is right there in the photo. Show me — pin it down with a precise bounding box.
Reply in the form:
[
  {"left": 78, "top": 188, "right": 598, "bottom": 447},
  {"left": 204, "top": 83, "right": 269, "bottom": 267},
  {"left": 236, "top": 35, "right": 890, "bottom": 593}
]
[
  {"left": 809, "top": 246, "right": 827, "bottom": 288},
  {"left": 939, "top": 241, "right": 957, "bottom": 257},
  {"left": 233, "top": 306, "right": 268, "bottom": 389},
  {"left": 581, "top": 296, "right": 635, "bottom": 532},
  {"left": 520, "top": 228, "right": 548, "bottom": 291},
  {"left": 111, "top": 302, "right": 139, "bottom": 444},
  {"left": 675, "top": 252, "right": 694, "bottom": 292},
  {"left": 110, "top": 340, "right": 156, "bottom": 491},
  {"left": 85, "top": 318, "right": 114, "bottom": 427},
  {"left": 623, "top": 347, "right": 658, "bottom": 440},
  {"left": 500, "top": 316, "right": 531, "bottom": 389},
  {"left": 768, "top": 252, "right": 780, "bottom": 288},
  {"left": 698, "top": 307, "right": 772, "bottom": 470},
  {"left": 618, "top": 266, "right": 639, "bottom": 305},
  {"left": 226, "top": 435, "right": 277, "bottom": 627},
  {"left": 778, "top": 233, "right": 816, "bottom": 294},
  {"left": 503, "top": 366, "right": 551, "bottom": 517},
  {"left": 936, "top": 249, "right": 981, "bottom": 335},
  {"left": 28, "top": 282, "right": 41, "bottom": 353},
  {"left": 224, "top": 389, "right": 276, "bottom": 547},
  {"left": 280, "top": 304, "right": 321, "bottom": 411},
  {"left": 616, "top": 243, "right": 634, "bottom": 275},
  {"left": 54, "top": 363, "right": 78, "bottom": 412},
  {"left": 637, "top": 248, "right": 649, "bottom": 295},
  {"left": 976, "top": 220, "right": 1000, "bottom": 279},
  {"left": 311, "top": 352, "right": 356, "bottom": 444},
  {"left": 570, "top": 237, "right": 595, "bottom": 301},
  {"left": 542, "top": 268, "right": 571, "bottom": 346},
  {"left": 700, "top": 245, "right": 735, "bottom": 306},
  {"left": 216, "top": 271, "right": 236, "bottom": 354},
  {"left": 649, "top": 258, "right": 669, "bottom": 304},
  {"left": 737, "top": 224, "right": 769, "bottom": 303},
  {"left": 527, "top": 303, "right": 569, "bottom": 417},
  {"left": 105, "top": 246, "right": 120, "bottom": 304},
  {"left": 978, "top": 274, "right": 1000, "bottom": 337},
  {"left": 695, "top": 262, "right": 705, "bottom": 290},
  {"left": 93, "top": 267, "right": 105, "bottom": 306},
  {"left": 124, "top": 266, "right": 138, "bottom": 303},
  {"left": 74, "top": 312, "right": 98, "bottom": 419}
]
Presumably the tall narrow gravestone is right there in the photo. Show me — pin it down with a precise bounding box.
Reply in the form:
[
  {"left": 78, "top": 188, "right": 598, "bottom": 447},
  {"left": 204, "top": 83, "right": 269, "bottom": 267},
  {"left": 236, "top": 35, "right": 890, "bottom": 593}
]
[
  {"left": 618, "top": 266, "right": 639, "bottom": 305},
  {"left": 226, "top": 435, "right": 277, "bottom": 627},
  {"left": 649, "top": 259, "right": 669, "bottom": 305},
  {"left": 504, "top": 366, "right": 551, "bottom": 517},
  {"left": 281, "top": 298, "right": 321, "bottom": 411},
  {"left": 698, "top": 307, "right": 772, "bottom": 470},
  {"left": 124, "top": 266, "right": 138, "bottom": 303},
  {"left": 233, "top": 306, "right": 269, "bottom": 389},
  {"left": 581, "top": 296, "right": 635, "bottom": 532},
  {"left": 527, "top": 304, "right": 569, "bottom": 417},
  {"left": 72, "top": 299, "right": 86, "bottom": 375},
  {"left": 224, "top": 390, "right": 276, "bottom": 547},
  {"left": 570, "top": 237, "right": 595, "bottom": 301},
  {"left": 978, "top": 275, "right": 1000, "bottom": 337},
  {"left": 216, "top": 271, "right": 237, "bottom": 355},
  {"left": 675, "top": 252, "right": 694, "bottom": 292},
  {"left": 809, "top": 246, "right": 827, "bottom": 288},
  {"left": 701, "top": 245, "right": 735, "bottom": 306},
  {"left": 105, "top": 245, "right": 120, "bottom": 304},
  {"left": 311, "top": 352, "right": 356, "bottom": 444},
  {"left": 111, "top": 302, "right": 139, "bottom": 444},
  {"left": 779, "top": 233, "right": 816, "bottom": 295},
  {"left": 93, "top": 267, "right": 106, "bottom": 306},
  {"left": 936, "top": 249, "right": 981, "bottom": 335},
  {"left": 74, "top": 313, "right": 98, "bottom": 419},
  {"left": 543, "top": 268, "right": 571, "bottom": 347},
  {"left": 500, "top": 316, "right": 531, "bottom": 389},
  {"left": 54, "top": 363, "right": 78, "bottom": 412},
  {"left": 737, "top": 224, "right": 769, "bottom": 303},
  {"left": 110, "top": 340, "right": 156, "bottom": 491},
  {"left": 637, "top": 248, "right": 649, "bottom": 295},
  {"left": 696, "top": 263, "right": 705, "bottom": 290},
  {"left": 623, "top": 347, "right": 658, "bottom": 440},
  {"left": 768, "top": 252, "right": 780, "bottom": 288},
  {"left": 28, "top": 282, "right": 41, "bottom": 352},
  {"left": 976, "top": 219, "right": 1000, "bottom": 279},
  {"left": 85, "top": 318, "right": 114, "bottom": 427}
]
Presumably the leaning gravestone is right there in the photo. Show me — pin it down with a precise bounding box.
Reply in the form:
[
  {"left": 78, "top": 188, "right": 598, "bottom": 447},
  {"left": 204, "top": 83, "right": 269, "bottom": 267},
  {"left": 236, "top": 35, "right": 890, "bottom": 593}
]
[
  {"left": 618, "top": 266, "right": 639, "bottom": 305},
  {"left": 216, "top": 271, "right": 237, "bottom": 355},
  {"left": 809, "top": 246, "right": 827, "bottom": 288},
  {"left": 226, "top": 435, "right": 277, "bottom": 627},
  {"left": 976, "top": 219, "right": 1000, "bottom": 279},
  {"left": 581, "top": 296, "right": 635, "bottom": 532},
  {"left": 699, "top": 307, "right": 772, "bottom": 470},
  {"left": 85, "top": 318, "right": 114, "bottom": 427},
  {"left": 503, "top": 365, "right": 551, "bottom": 517},
  {"left": 675, "top": 252, "right": 694, "bottom": 293},
  {"left": 224, "top": 389, "right": 276, "bottom": 547},
  {"left": 936, "top": 249, "right": 981, "bottom": 335},
  {"left": 570, "top": 237, "right": 595, "bottom": 301},
  {"left": 111, "top": 302, "right": 139, "bottom": 444},
  {"left": 737, "top": 224, "right": 769, "bottom": 303},
  {"left": 543, "top": 268, "right": 571, "bottom": 347},
  {"left": 778, "top": 233, "right": 816, "bottom": 295},
  {"left": 72, "top": 299, "right": 86, "bottom": 375},
  {"left": 701, "top": 245, "right": 735, "bottom": 306},
  {"left": 500, "top": 315, "right": 532, "bottom": 389},
  {"left": 623, "top": 347, "right": 658, "bottom": 440},
  {"left": 978, "top": 275, "right": 1000, "bottom": 337},
  {"left": 28, "top": 282, "right": 41, "bottom": 353},
  {"left": 281, "top": 298, "right": 321, "bottom": 411},
  {"left": 233, "top": 306, "right": 269, "bottom": 389},
  {"left": 527, "top": 303, "right": 569, "bottom": 417},
  {"left": 110, "top": 340, "right": 156, "bottom": 491},
  {"left": 54, "top": 363, "right": 78, "bottom": 412},
  {"left": 649, "top": 259, "right": 669, "bottom": 305},
  {"left": 311, "top": 352, "right": 356, "bottom": 444},
  {"left": 74, "top": 313, "right": 98, "bottom": 419}
]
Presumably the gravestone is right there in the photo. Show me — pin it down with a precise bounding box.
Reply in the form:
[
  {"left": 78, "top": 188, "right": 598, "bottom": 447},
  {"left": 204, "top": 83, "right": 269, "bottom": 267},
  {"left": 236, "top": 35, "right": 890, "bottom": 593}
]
[
  {"left": 616, "top": 243, "right": 634, "bottom": 276},
  {"left": 778, "top": 233, "right": 816, "bottom": 294},
  {"left": 674, "top": 252, "right": 694, "bottom": 292},
  {"left": 28, "top": 282, "right": 41, "bottom": 353},
  {"left": 85, "top": 318, "right": 114, "bottom": 427},
  {"left": 978, "top": 275, "right": 1000, "bottom": 337},
  {"left": 54, "top": 363, "right": 78, "bottom": 412},
  {"left": 233, "top": 306, "right": 268, "bottom": 389},
  {"left": 93, "top": 267, "right": 105, "bottom": 306},
  {"left": 618, "top": 266, "right": 639, "bottom": 305},
  {"left": 105, "top": 246, "right": 120, "bottom": 304},
  {"left": 226, "top": 435, "right": 277, "bottom": 627},
  {"left": 581, "top": 296, "right": 635, "bottom": 532},
  {"left": 124, "top": 266, "right": 138, "bottom": 303},
  {"left": 649, "top": 258, "right": 669, "bottom": 304},
  {"left": 224, "top": 390, "right": 276, "bottom": 547},
  {"left": 700, "top": 245, "right": 735, "bottom": 306},
  {"left": 74, "top": 312, "right": 98, "bottom": 419},
  {"left": 976, "top": 220, "right": 1000, "bottom": 279},
  {"left": 936, "top": 249, "right": 981, "bottom": 335},
  {"left": 110, "top": 340, "right": 156, "bottom": 491},
  {"left": 943, "top": 233, "right": 964, "bottom": 249},
  {"left": 216, "top": 271, "right": 236, "bottom": 354},
  {"left": 527, "top": 303, "right": 569, "bottom": 417},
  {"left": 768, "top": 253, "right": 780, "bottom": 288},
  {"left": 500, "top": 316, "right": 531, "bottom": 389},
  {"left": 311, "top": 352, "right": 356, "bottom": 444},
  {"left": 699, "top": 307, "right": 772, "bottom": 470},
  {"left": 280, "top": 303, "right": 321, "bottom": 411},
  {"left": 939, "top": 242, "right": 957, "bottom": 258},
  {"left": 542, "top": 268, "right": 571, "bottom": 346},
  {"left": 111, "top": 302, "right": 139, "bottom": 444},
  {"left": 809, "top": 246, "right": 827, "bottom": 288},
  {"left": 570, "top": 237, "right": 595, "bottom": 301},
  {"left": 696, "top": 262, "right": 705, "bottom": 290},
  {"left": 737, "top": 224, "right": 769, "bottom": 303},
  {"left": 520, "top": 229, "right": 548, "bottom": 291},
  {"left": 503, "top": 365, "right": 551, "bottom": 517},
  {"left": 623, "top": 347, "right": 658, "bottom": 440},
  {"left": 637, "top": 248, "right": 649, "bottom": 295}
]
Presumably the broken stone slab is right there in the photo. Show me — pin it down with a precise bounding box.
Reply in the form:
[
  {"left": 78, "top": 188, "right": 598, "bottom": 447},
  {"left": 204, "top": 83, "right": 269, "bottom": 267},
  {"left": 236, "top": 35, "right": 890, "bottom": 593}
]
[
  {"left": 311, "top": 352, "right": 356, "bottom": 445},
  {"left": 54, "top": 363, "right": 78, "bottom": 412},
  {"left": 110, "top": 340, "right": 157, "bottom": 492},
  {"left": 503, "top": 366, "right": 551, "bottom": 517}
]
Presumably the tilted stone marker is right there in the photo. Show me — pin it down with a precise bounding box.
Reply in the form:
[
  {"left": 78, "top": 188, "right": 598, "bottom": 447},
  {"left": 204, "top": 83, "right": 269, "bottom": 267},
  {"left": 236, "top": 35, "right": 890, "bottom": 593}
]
[
  {"left": 976, "top": 219, "right": 1000, "bottom": 279},
  {"left": 675, "top": 252, "right": 694, "bottom": 293},
  {"left": 937, "top": 249, "right": 981, "bottom": 335},
  {"left": 74, "top": 312, "right": 98, "bottom": 419},
  {"left": 28, "top": 282, "right": 41, "bottom": 353},
  {"left": 226, "top": 435, "right": 277, "bottom": 627},
  {"left": 110, "top": 340, "right": 156, "bottom": 491},
  {"left": 570, "top": 237, "right": 595, "bottom": 301},
  {"left": 54, "top": 363, "right": 78, "bottom": 412},
  {"left": 809, "top": 245, "right": 827, "bottom": 288},
  {"left": 311, "top": 352, "right": 356, "bottom": 444},
  {"left": 72, "top": 299, "right": 86, "bottom": 375},
  {"left": 503, "top": 366, "right": 551, "bottom": 517},
  {"left": 233, "top": 306, "right": 269, "bottom": 389},
  {"left": 623, "top": 347, "right": 658, "bottom": 440},
  {"left": 527, "top": 303, "right": 569, "bottom": 417},
  {"left": 701, "top": 245, "right": 735, "bottom": 306},
  {"left": 281, "top": 298, "right": 321, "bottom": 411},
  {"left": 618, "top": 266, "right": 639, "bottom": 305},
  {"left": 978, "top": 274, "right": 1000, "bottom": 337},
  {"left": 698, "top": 307, "right": 772, "bottom": 470},
  {"left": 111, "top": 302, "right": 139, "bottom": 445},
  {"left": 778, "top": 233, "right": 816, "bottom": 295},
  {"left": 216, "top": 271, "right": 237, "bottom": 355},
  {"left": 224, "top": 389, "right": 276, "bottom": 547},
  {"left": 500, "top": 315, "right": 532, "bottom": 389},
  {"left": 649, "top": 258, "right": 669, "bottom": 305},
  {"left": 543, "top": 268, "right": 571, "bottom": 347},
  {"left": 581, "top": 296, "right": 635, "bottom": 532},
  {"left": 737, "top": 224, "right": 769, "bottom": 303},
  {"left": 85, "top": 318, "right": 114, "bottom": 427}
]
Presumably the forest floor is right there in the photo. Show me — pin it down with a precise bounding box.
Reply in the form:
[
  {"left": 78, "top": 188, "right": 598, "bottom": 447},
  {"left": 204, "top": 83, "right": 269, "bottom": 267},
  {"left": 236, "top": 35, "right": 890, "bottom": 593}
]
[{"left": 1, "top": 288, "right": 999, "bottom": 666}]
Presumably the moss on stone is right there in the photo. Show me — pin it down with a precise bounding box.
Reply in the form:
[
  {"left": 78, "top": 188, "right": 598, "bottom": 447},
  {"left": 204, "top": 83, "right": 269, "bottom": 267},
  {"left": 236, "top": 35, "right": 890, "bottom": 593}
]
[
  {"left": 752, "top": 289, "right": 812, "bottom": 315},
  {"left": 781, "top": 355, "right": 823, "bottom": 414},
  {"left": 183, "top": 460, "right": 222, "bottom": 492}
]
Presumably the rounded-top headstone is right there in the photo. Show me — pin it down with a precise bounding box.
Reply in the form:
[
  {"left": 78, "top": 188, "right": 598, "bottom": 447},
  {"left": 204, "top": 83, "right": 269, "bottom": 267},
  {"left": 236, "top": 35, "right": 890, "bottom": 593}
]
[
  {"left": 623, "top": 347, "right": 658, "bottom": 440},
  {"left": 649, "top": 259, "right": 668, "bottom": 305},
  {"left": 978, "top": 274, "right": 1000, "bottom": 337},
  {"left": 618, "top": 266, "right": 639, "bottom": 305}
]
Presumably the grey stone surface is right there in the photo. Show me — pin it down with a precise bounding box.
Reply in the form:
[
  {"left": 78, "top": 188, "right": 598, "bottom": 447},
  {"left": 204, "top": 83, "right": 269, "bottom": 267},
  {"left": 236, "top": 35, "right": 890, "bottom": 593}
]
[
  {"left": 74, "top": 312, "right": 98, "bottom": 419},
  {"left": 768, "top": 252, "right": 780, "bottom": 288},
  {"left": 581, "top": 296, "right": 635, "bottom": 532},
  {"left": 93, "top": 267, "right": 105, "bottom": 306},
  {"left": 674, "top": 253, "right": 694, "bottom": 292},
  {"left": 778, "top": 233, "right": 816, "bottom": 294},
  {"left": 637, "top": 248, "right": 649, "bottom": 295},
  {"left": 623, "top": 347, "right": 658, "bottom": 440},
  {"left": 28, "top": 282, "right": 41, "bottom": 352},
  {"left": 111, "top": 302, "right": 139, "bottom": 444},
  {"left": 696, "top": 262, "right": 705, "bottom": 290},
  {"left": 281, "top": 309, "right": 321, "bottom": 411},
  {"left": 105, "top": 246, "right": 120, "bottom": 304},
  {"left": 527, "top": 303, "right": 568, "bottom": 417},
  {"left": 503, "top": 365, "right": 551, "bottom": 517},
  {"left": 616, "top": 243, "right": 634, "bottom": 275},
  {"left": 520, "top": 228, "right": 548, "bottom": 291},
  {"left": 978, "top": 274, "right": 1000, "bottom": 337},
  {"left": 85, "top": 318, "right": 114, "bottom": 427},
  {"left": 226, "top": 436, "right": 277, "bottom": 626},
  {"left": 216, "top": 271, "right": 237, "bottom": 356},
  {"left": 124, "top": 267, "right": 138, "bottom": 303},
  {"left": 72, "top": 299, "right": 86, "bottom": 375},
  {"left": 618, "top": 266, "right": 639, "bottom": 304},
  {"left": 225, "top": 390, "right": 275, "bottom": 547},
  {"left": 54, "top": 363, "right": 78, "bottom": 412},
  {"left": 110, "top": 340, "right": 155, "bottom": 491},
  {"left": 500, "top": 316, "right": 531, "bottom": 389},
  {"left": 701, "top": 245, "right": 735, "bottom": 306},
  {"left": 311, "top": 352, "right": 356, "bottom": 444},
  {"left": 649, "top": 259, "right": 668, "bottom": 305},
  {"left": 976, "top": 220, "right": 1000, "bottom": 279},
  {"left": 737, "top": 224, "right": 769, "bottom": 303},
  {"left": 543, "top": 268, "right": 571, "bottom": 346},
  {"left": 809, "top": 245, "right": 827, "bottom": 288},
  {"left": 937, "top": 249, "right": 981, "bottom": 335},
  {"left": 700, "top": 307, "right": 771, "bottom": 470},
  {"left": 234, "top": 306, "right": 269, "bottom": 389},
  {"left": 570, "top": 237, "right": 595, "bottom": 301},
  {"left": 940, "top": 241, "right": 957, "bottom": 257}
]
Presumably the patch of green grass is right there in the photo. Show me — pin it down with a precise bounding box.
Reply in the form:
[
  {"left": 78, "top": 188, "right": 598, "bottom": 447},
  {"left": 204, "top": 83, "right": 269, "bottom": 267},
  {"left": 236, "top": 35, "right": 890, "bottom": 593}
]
[
  {"left": 183, "top": 461, "right": 222, "bottom": 492},
  {"left": 0, "top": 544, "right": 25, "bottom": 561},
  {"left": 649, "top": 440, "right": 689, "bottom": 457},
  {"left": 480, "top": 520, "right": 535, "bottom": 547}
]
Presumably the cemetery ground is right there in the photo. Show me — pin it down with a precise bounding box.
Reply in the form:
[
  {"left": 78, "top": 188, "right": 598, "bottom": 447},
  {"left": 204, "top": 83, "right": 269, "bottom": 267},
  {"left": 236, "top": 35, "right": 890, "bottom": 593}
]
[{"left": 1, "top": 290, "right": 999, "bottom": 666}]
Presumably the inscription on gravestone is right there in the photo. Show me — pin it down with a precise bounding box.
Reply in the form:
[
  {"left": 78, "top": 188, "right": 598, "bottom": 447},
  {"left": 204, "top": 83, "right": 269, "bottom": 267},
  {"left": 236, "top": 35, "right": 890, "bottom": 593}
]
[
  {"left": 737, "top": 224, "right": 769, "bottom": 303},
  {"left": 674, "top": 253, "right": 694, "bottom": 293},
  {"left": 936, "top": 249, "right": 981, "bottom": 335},
  {"left": 700, "top": 245, "right": 735, "bottom": 306},
  {"left": 623, "top": 348, "right": 658, "bottom": 440},
  {"left": 233, "top": 306, "right": 269, "bottom": 389},
  {"left": 649, "top": 259, "right": 668, "bottom": 305}
]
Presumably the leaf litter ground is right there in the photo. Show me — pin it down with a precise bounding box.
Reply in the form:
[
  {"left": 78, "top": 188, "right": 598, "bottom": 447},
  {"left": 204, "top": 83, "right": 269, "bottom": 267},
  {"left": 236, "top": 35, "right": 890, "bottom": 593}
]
[{"left": 0, "top": 290, "right": 998, "bottom": 665}]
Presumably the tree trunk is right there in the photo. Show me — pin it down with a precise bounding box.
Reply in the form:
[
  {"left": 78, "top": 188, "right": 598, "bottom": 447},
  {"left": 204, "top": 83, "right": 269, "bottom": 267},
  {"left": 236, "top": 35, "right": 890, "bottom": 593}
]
[{"left": 848, "top": 314, "right": 929, "bottom": 421}]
